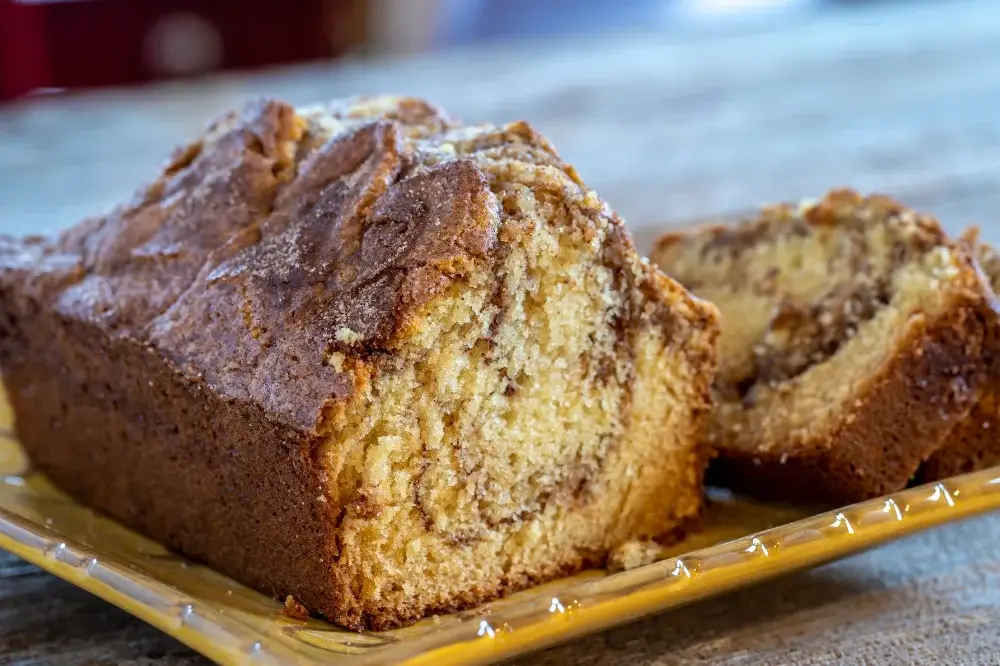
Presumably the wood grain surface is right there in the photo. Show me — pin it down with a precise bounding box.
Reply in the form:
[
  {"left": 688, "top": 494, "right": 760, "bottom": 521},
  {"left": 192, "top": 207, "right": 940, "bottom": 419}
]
[{"left": 2, "top": 0, "right": 1000, "bottom": 663}]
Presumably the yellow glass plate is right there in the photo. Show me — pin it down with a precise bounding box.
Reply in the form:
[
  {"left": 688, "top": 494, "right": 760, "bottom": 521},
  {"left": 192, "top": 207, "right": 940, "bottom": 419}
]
[{"left": 1, "top": 387, "right": 999, "bottom": 666}]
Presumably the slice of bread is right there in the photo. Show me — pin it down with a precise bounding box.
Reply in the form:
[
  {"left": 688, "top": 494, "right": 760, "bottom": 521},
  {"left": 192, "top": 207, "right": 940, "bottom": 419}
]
[
  {"left": 652, "top": 189, "right": 998, "bottom": 504},
  {"left": 0, "top": 95, "right": 719, "bottom": 630}
]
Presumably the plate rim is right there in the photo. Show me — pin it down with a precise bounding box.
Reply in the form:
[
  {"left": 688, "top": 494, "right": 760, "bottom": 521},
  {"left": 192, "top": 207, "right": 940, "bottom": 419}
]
[{"left": 0, "top": 506, "right": 312, "bottom": 665}]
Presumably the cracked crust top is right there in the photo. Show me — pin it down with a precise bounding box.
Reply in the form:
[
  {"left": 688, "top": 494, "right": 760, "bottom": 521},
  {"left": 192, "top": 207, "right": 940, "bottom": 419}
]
[{"left": 0, "top": 95, "right": 704, "bottom": 433}]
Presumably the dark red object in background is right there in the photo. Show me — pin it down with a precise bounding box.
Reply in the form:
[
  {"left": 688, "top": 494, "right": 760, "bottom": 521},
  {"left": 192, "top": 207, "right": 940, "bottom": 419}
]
[{"left": 0, "top": 0, "right": 366, "bottom": 102}]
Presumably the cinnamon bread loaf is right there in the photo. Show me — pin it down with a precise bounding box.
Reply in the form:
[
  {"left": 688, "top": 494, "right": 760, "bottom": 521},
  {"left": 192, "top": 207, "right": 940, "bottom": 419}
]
[
  {"left": 652, "top": 190, "right": 997, "bottom": 504},
  {"left": 0, "top": 96, "right": 719, "bottom": 630}
]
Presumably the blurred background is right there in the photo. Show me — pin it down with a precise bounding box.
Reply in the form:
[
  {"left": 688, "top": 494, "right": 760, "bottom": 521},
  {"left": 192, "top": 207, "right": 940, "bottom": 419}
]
[
  {"left": 1, "top": 0, "right": 998, "bottom": 246},
  {"left": 0, "top": 0, "right": 849, "bottom": 99}
]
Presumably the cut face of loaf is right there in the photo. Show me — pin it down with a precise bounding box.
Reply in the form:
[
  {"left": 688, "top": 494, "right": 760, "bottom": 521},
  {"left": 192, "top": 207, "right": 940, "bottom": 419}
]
[
  {"left": 652, "top": 190, "right": 998, "bottom": 504},
  {"left": 918, "top": 231, "right": 1000, "bottom": 481},
  {"left": 0, "top": 96, "right": 719, "bottom": 630}
]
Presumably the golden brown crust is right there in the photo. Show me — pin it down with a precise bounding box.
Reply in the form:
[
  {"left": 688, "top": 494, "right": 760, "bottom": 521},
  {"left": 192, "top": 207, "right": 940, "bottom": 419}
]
[
  {"left": 0, "top": 322, "right": 345, "bottom": 628},
  {"left": 919, "top": 389, "right": 1000, "bottom": 481},
  {"left": 9, "top": 97, "right": 502, "bottom": 431},
  {"left": 917, "top": 229, "right": 1000, "bottom": 482}
]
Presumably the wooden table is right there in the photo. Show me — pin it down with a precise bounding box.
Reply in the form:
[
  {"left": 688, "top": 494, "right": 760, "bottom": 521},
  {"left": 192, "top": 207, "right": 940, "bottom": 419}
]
[{"left": 3, "top": 1, "right": 1000, "bottom": 663}]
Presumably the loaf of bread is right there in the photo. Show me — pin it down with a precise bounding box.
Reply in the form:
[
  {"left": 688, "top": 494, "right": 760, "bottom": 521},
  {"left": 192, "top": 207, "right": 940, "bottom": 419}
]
[
  {"left": 652, "top": 190, "right": 998, "bottom": 504},
  {"left": 0, "top": 96, "right": 719, "bottom": 630},
  {"left": 918, "top": 230, "right": 1000, "bottom": 481}
]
